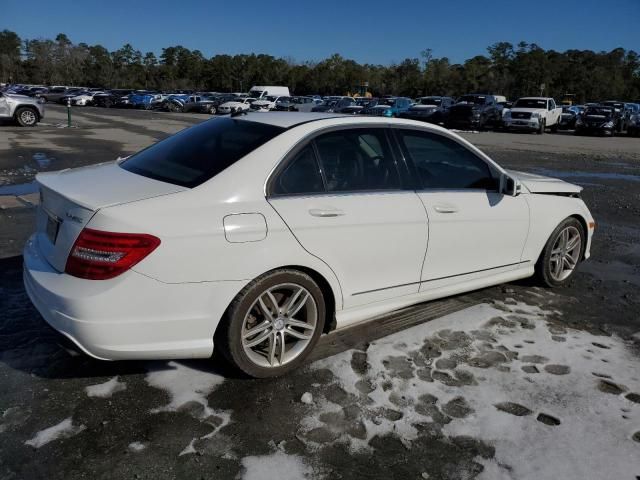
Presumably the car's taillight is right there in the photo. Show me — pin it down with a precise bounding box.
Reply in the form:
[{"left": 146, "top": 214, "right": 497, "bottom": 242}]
[{"left": 65, "top": 228, "right": 160, "bottom": 280}]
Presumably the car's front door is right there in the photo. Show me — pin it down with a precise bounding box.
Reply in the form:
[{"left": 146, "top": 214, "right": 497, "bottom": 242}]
[
  {"left": 268, "top": 127, "right": 429, "bottom": 308},
  {"left": 394, "top": 128, "right": 530, "bottom": 290},
  {"left": 0, "top": 93, "right": 9, "bottom": 117}
]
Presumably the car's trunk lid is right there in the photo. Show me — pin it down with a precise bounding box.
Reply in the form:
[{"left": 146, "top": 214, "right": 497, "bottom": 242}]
[{"left": 34, "top": 161, "right": 186, "bottom": 272}]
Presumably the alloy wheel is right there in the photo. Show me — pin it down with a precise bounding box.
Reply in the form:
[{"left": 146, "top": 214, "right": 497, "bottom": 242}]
[
  {"left": 549, "top": 226, "right": 581, "bottom": 281},
  {"left": 20, "top": 110, "right": 37, "bottom": 126},
  {"left": 241, "top": 283, "right": 318, "bottom": 368}
]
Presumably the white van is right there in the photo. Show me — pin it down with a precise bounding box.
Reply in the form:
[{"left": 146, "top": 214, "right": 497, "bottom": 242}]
[{"left": 249, "top": 86, "right": 290, "bottom": 99}]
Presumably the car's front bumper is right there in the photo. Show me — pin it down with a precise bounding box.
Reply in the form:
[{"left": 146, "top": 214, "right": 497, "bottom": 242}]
[
  {"left": 504, "top": 119, "right": 540, "bottom": 131},
  {"left": 23, "top": 235, "right": 244, "bottom": 361}
]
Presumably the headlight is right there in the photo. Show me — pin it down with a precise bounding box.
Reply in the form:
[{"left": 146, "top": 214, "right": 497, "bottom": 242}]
[
  {"left": 383, "top": 109, "right": 393, "bottom": 117},
  {"left": 531, "top": 112, "right": 540, "bottom": 119},
  {"left": 504, "top": 111, "right": 511, "bottom": 119},
  {"left": 576, "top": 118, "right": 583, "bottom": 126},
  {"left": 472, "top": 111, "right": 481, "bottom": 118},
  {"left": 603, "top": 121, "right": 614, "bottom": 128}
]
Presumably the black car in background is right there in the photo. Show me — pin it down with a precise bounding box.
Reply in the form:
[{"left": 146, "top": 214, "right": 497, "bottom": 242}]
[
  {"left": 575, "top": 105, "right": 618, "bottom": 136},
  {"left": 312, "top": 97, "right": 355, "bottom": 113},
  {"left": 37, "top": 86, "right": 70, "bottom": 103},
  {"left": 93, "top": 90, "right": 135, "bottom": 108},
  {"left": 600, "top": 100, "right": 628, "bottom": 132},
  {"left": 398, "top": 96, "right": 454, "bottom": 124},
  {"left": 446, "top": 94, "right": 500, "bottom": 130},
  {"left": 339, "top": 97, "right": 378, "bottom": 114},
  {"left": 557, "top": 105, "right": 585, "bottom": 130}
]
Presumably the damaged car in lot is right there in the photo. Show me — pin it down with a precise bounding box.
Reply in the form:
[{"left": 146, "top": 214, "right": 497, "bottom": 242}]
[
  {"left": 398, "top": 96, "right": 455, "bottom": 124},
  {"left": 575, "top": 105, "right": 619, "bottom": 136},
  {"left": 23, "top": 113, "right": 595, "bottom": 378},
  {"left": 446, "top": 94, "right": 501, "bottom": 130}
]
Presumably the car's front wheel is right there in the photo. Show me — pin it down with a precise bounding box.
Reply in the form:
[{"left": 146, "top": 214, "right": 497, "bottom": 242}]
[
  {"left": 536, "top": 217, "right": 585, "bottom": 287},
  {"left": 15, "top": 107, "right": 38, "bottom": 127},
  {"left": 216, "top": 269, "right": 326, "bottom": 378}
]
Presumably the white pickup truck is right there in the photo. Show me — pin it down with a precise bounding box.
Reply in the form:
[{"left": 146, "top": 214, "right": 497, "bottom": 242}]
[{"left": 503, "top": 97, "right": 562, "bottom": 134}]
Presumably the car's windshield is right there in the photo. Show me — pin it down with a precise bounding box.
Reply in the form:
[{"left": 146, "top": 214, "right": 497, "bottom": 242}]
[
  {"left": 249, "top": 90, "right": 264, "bottom": 98},
  {"left": 265, "top": 96, "right": 277, "bottom": 102},
  {"left": 458, "top": 95, "right": 486, "bottom": 104},
  {"left": 379, "top": 98, "right": 397, "bottom": 106},
  {"left": 514, "top": 99, "right": 547, "bottom": 109},
  {"left": 276, "top": 97, "right": 291, "bottom": 103},
  {"left": 419, "top": 98, "right": 441, "bottom": 106},
  {"left": 121, "top": 118, "right": 285, "bottom": 188}
]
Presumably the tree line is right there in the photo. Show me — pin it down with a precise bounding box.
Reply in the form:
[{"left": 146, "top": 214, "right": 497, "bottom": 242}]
[{"left": 1, "top": 30, "right": 639, "bottom": 102}]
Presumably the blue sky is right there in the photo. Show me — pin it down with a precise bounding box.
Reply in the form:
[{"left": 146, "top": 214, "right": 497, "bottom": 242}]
[{"left": 4, "top": 0, "right": 639, "bottom": 64}]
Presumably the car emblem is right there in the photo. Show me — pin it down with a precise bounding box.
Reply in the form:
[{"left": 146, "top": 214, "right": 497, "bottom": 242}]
[{"left": 65, "top": 212, "right": 84, "bottom": 224}]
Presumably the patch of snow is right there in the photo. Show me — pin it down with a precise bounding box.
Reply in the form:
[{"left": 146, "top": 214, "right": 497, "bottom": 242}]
[
  {"left": 128, "top": 441, "right": 146, "bottom": 452},
  {"left": 179, "top": 439, "right": 197, "bottom": 456},
  {"left": 25, "top": 418, "right": 85, "bottom": 448},
  {"left": 240, "top": 451, "right": 314, "bottom": 480},
  {"left": 146, "top": 361, "right": 231, "bottom": 451},
  {"left": 305, "top": 300, "right": 640, "bottom": 478},
  {"left": 146, "top": 361, "right": 225, "bottom": 417},
  {"left": 300, "top": 392, "right": 313, "bottom": 404},
  {"left": 86, "top": 376, "right": 126, "bottom": 398}
]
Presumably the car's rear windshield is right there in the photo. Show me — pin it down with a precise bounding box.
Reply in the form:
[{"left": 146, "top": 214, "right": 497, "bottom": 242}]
[{"left": 120, "top": 117, "right": 285, "bottom": 188}]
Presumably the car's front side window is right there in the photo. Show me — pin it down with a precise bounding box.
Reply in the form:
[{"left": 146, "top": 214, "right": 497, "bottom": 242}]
[
  {"left": 314, "top": 129, "right": 401, "bottom": 192},
  {"left": 398, "top": 129, "right": 497, "bottom": 190}
]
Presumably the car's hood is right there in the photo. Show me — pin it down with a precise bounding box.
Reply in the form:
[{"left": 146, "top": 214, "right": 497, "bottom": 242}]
[
  {"left": 411, "top": 105, "right": 438, "bottom": 110},
  {"left": 36, "top": 161, "right": 187, "bottom": 210},
  {"left": 510, "top": 108, "right": 545, "bottom": 114},
  {"left": 507, "top": 170, "right": 582, "bottom": 194},
  {"left": 220, "top": 101, "right": 244, "bottom": 107}
]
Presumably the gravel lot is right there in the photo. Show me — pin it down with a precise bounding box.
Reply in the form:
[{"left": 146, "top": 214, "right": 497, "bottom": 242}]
[{"left": 1, "top": 105, "right": 639, "bottom": 480}]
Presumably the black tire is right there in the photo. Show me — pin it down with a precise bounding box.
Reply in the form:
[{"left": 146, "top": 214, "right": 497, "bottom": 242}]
[
  {"left": 215, "top": 269, "right": 326, "bottom": 378},
  {"left": 535, "top": 217, "right": 585, "bottom": 288},
  {"left": 537, "top": 119, "right": 545, "bottom": 134},
  {"left": 15, "top": 107, "right": 39, "bottom": 127},
  {"left": 208, "top": 105, "right": 216, "bottom": 115},
  {"left": 39, "top": 96, "right": 48, "bottom": 103}
]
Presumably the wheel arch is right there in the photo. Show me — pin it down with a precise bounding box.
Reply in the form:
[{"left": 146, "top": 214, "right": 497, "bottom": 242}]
[
  {"left": 213, "top": 264, "right": 339, "bottom": 339},
  {"left": 14, "top": 105, "right": 40, "bottom": 120}
]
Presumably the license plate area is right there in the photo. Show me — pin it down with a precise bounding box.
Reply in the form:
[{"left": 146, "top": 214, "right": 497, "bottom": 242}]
[{"left": 46, "top": 212, "right": 61, "bottom": 244}]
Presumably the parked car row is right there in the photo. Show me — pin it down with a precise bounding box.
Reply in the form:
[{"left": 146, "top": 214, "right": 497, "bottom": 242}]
[{"left": 2, "top": 83, "right": 640, "bottom": 135}]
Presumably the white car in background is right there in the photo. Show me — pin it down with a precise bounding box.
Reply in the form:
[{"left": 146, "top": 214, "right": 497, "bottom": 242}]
[
  {"left": 503, "top": 97, "right": 563, "bottom": 134},
  {"left": 250, "top": 95, "right": 283, "bottom": 111},
  {"left": 217, "top": 97, "right": 255, "bottom": 114},
  {"left": 24, "top": 113, "right": 594, "bottom": 378},
  {"left": 70, "top": 91, "right": 104, "bottom": 106}
]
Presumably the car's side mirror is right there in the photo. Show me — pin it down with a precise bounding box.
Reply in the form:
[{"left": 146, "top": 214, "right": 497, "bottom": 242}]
[{"left": 501, "top": 174, "right": 522, "bottom": 196}]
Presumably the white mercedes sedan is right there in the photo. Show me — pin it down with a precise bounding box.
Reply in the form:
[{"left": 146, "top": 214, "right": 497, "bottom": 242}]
[{"left": 24, "top": 113, "right": 595, "bottom": 377}]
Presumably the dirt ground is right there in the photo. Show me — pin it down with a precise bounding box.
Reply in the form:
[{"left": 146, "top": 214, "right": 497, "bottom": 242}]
[{"left": 0, "top": 106, "right": 639, "bottom": 480}]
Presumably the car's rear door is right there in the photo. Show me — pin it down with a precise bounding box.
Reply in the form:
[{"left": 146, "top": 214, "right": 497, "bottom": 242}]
[
  {"left": 394, "top": 128, "right": 530, "bottom": 290},
  {"left": 268, "top": 127, "right": 428, "bottom": 309}
]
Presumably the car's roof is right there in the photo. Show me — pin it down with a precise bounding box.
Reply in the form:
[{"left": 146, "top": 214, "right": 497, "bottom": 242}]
[
  {"left": 233, "top": 111, "right": 457, "bottom": 132},
  {"left": 234, "top": 112, "right": 345, "bottom": 128}
]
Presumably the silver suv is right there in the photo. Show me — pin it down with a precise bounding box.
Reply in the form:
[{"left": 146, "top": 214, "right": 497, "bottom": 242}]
[{"left": 0, "top": 91, "right": 46, "bottom": 127}]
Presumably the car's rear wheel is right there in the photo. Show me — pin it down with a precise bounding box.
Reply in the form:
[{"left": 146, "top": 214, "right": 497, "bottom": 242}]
[
  {"left": 208, "top": 105, "right": 216, "bottom": 115},
  {"left": 536, "top": 217, "right": 585, "bottom": 287},
  {"left": 216, "top": 269, "right": 325, "bottom": 378},
  {"left": 15, "top": 107, "right": 38, "bottom": 127}
]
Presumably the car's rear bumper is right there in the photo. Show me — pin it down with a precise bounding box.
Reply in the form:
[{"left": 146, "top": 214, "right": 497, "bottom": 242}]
[{"left": 23, "top": 235, "right": 244, "bottom": 361}]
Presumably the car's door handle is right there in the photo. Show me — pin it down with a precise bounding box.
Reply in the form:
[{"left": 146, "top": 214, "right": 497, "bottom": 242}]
[
  {"left": 433, "top": 204, "right": 459, "bottom": 214},
  {"left": 308, "top": 208, "right": 345, "bottom": 218}
]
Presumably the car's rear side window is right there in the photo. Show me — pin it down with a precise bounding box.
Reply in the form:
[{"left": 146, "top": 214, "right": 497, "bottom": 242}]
[{"left": 121, "top": 118, "right": 285, "bottom": 188}]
